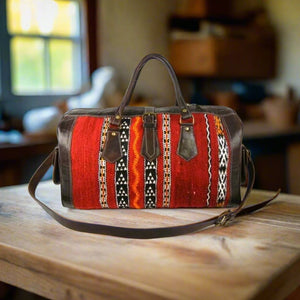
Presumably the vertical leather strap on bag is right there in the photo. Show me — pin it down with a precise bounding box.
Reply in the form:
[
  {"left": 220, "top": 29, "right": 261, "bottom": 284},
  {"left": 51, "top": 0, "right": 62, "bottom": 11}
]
[{"left": 28, "top": 145, "right": 280, "bottom": 239}]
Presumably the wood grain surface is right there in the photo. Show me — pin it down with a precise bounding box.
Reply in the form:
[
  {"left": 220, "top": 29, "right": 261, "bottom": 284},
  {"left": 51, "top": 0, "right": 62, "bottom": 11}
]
[{"left": 0, "top": 182, "right": 299, "bottom": 300}]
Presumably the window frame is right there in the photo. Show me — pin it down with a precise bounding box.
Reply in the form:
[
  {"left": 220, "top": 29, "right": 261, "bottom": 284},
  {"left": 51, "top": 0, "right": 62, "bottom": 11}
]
[{"left": 0, "top": 0, "right": 89, "bottom": 117}]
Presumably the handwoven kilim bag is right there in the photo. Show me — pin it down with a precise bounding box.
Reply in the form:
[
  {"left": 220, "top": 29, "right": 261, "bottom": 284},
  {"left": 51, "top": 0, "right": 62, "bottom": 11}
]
[{"left": 29, "top": 54, "right": 279, "bottom": 239}]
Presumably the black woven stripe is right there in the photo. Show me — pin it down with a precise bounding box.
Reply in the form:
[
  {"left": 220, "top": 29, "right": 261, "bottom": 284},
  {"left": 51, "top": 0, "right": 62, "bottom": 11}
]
[
  {"left": 115, "top": 118, "right": 131, "bottom": 208},
  {"left": 144, "top": 160, "right": 157, "bottom": 208}
]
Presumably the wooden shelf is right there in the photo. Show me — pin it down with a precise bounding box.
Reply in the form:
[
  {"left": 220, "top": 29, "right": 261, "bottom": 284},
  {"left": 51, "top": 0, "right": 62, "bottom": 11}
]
[{"left": 170, "top": 37, "right": 276, "bottom": 79}]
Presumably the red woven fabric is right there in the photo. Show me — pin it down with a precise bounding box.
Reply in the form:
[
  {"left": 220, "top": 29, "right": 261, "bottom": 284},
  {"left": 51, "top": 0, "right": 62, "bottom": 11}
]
[
  {"left": 207, "top": 114, "right": 219, "bottom": 207},
  {"left": 169, "top": 114, "right": 208, "bottom": 207},
  {"left": 71, "top": 116, "right": 103, "bottom": 209},
  {"left": 70, "top": 113, "right": 231, "bottom": 209},
  {"left": 105, "top": 161, "right": 117, "bottom": 208}
]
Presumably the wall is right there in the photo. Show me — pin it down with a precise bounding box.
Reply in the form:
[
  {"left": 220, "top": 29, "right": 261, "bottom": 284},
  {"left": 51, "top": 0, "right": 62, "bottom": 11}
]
[
  {"left": 98, "top": 0, "right": 300, "bottom": 100},
  {"left": 237, "top": 0, "right": 300, "bottom": 98},
  {"left": 98, "top": 0, "right": 178, "bottom": 105},
  {"left": 265, "top": 0, "right": 300, "bottom": 98}
]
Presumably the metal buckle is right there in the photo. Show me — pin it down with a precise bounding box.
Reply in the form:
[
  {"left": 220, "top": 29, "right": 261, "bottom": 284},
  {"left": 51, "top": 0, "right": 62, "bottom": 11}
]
[
  {"left": 143, "top": 112, "right": 156, "bottom": 118},
  {"left": 143, "top": 112, "right": 157, "bottom": 128},
  {"left": 216, "top": 210, "right": 234, "bottom": 226},
  {"left": 143, "top": 112, "right": 156, "bottom": 121},
  {"left": 179, "top": 115, "right": 194, "bottom": 125}
]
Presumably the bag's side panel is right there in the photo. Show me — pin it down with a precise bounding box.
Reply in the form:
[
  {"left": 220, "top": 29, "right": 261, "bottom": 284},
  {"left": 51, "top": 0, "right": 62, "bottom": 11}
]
[{"left": 57, "top": 115, "right": 77, "bottom": 208}]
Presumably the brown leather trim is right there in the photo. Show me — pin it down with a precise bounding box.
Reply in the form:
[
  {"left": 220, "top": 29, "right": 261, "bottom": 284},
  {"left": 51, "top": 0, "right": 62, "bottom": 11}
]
[
  {"left": 52, "top": 147, "right": 60, "bottom": 184},
  {"left": 57, "top": 115, "right": 77, "bottom": 208},
  {"left": 66, "top": 104, "right": 235, "bottom": 118},
  {"left": 222, "top": 113, "right": 243, "bottom": 206}
]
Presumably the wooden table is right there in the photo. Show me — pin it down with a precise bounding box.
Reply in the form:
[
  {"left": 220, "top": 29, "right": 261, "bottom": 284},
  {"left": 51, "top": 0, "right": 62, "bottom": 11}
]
[{"left": 0, "top": 182, "right": 299, "bottom": 300}]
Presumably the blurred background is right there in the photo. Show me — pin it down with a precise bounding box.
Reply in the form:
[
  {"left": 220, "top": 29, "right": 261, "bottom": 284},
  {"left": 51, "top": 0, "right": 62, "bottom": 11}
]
[
  {"left": 0, "top": 0, "right": 300, "bottom": 194},
  {"left": 0, "top": 1, "right": 300, "bottom": 299}
]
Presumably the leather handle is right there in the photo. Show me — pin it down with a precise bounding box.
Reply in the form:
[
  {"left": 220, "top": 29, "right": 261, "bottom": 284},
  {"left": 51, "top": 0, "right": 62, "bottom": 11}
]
[
  {"left": 110, "top": 53, "right": 193, "bottom": 127},
  {"left": 28, "top": 146, "right": 280, "bottom": 239}
]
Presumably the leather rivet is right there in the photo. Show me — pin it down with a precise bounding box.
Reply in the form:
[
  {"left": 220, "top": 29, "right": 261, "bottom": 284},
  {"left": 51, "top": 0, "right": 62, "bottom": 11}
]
[
  {"left": 111, "top": 132, "right": 117, "bottom": 136},
  {"left": 182, "top": 108, "right": 187, "bottom": 113},
  {"left": 115, "top": 115, "right": 121, "bottom": 120},
  {"left": 185, "top": 127, "right": 190, "bottom": 131}
]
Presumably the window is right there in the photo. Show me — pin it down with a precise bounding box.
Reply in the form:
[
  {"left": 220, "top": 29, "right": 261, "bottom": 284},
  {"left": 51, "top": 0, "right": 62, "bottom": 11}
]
[{"left": 0, "top": 0, "right": 88, "bottom": 116}]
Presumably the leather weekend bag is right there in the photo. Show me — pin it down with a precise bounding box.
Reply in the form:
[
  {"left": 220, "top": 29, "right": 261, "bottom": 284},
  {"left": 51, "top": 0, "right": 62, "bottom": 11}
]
[{"left": 29, "top": 53, "right": 279, "bottom": 239}]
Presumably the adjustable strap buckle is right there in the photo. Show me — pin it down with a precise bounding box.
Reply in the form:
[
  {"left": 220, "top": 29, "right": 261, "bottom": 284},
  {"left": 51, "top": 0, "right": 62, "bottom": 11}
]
[
  {"left": 179, "top": 115, "right": 194, "bottom": 125},
  {"left": 141, "top": 111, "right": 160, "bottom": 161},
  {"left": 143, "top": 112, "right": 157, "bottom": 127},
  {"left": 216, "top": 210, "right": 235, "bottom": 226}
]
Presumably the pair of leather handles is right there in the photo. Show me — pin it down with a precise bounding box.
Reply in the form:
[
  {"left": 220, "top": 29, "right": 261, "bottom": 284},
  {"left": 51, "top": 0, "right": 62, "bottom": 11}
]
[
  {"left": 113, "top": 53, "right": 193, "bottom": 124},
  {"left": 28, "top": 54, "right": 280, "bottom": 239}
]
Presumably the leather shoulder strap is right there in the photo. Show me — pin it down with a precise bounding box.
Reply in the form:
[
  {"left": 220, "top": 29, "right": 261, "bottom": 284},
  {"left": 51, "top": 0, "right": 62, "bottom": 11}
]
[{"left": 28, "top": 147, "right": 280, "bottom": 239}]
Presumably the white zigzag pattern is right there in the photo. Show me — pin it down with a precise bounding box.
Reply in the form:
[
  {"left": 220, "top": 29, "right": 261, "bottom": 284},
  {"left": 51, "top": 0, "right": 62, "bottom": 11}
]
[
  {"left": 217, "top": 134, "right": 229, "bottom": 203},
  {"left": 204, "top": 114, "right": 212, "bottom": 206}
]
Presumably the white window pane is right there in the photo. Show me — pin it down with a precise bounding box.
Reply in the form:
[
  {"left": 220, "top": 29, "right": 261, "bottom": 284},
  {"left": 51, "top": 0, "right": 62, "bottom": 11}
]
[
  {"left": 11, "top": 37, "right": 46, "bottom": 94},
  {"left": 49, "top": 39, "right": 80, "bottom": 92}
]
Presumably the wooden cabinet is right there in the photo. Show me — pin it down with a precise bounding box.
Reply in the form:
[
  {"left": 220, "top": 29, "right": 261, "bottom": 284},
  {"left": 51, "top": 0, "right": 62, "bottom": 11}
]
[{"left": 170, "top": 37, "right": 276, "bottom": 78}]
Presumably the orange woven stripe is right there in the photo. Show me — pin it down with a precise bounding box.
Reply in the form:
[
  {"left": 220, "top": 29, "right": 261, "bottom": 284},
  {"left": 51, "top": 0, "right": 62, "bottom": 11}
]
[
  {"left": 131, "top": 117, "right": 142, "bottom": 208},
  {"left": 214, "top": 116, "right": 224, "bottom": 135}
]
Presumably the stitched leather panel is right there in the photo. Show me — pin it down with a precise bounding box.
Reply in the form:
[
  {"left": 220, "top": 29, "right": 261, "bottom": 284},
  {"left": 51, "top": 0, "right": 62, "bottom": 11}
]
[{"left": 57, "top": 115, "right": 77, "bottom": 208}]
